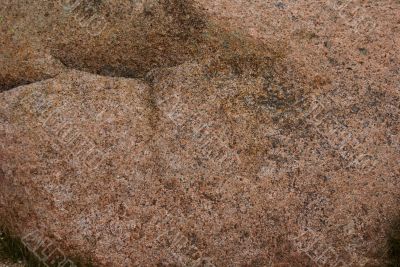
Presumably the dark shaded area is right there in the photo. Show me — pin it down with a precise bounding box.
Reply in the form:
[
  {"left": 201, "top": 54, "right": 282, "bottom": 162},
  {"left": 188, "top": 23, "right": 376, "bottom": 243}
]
[
  {"left": 0, "top": 76, "right": 57, "bottom": 92},
  {"left": 48, "top": 0, "right": 210, "bottom": 80},
  {"left": 0, "top": 227, "right": 45, "bottom": 266},
  {"left": 0, "top": 226, "right": 94, "bottom": 267},
  {"left": 388, "top": 218, "right": 400, "bottom": 267}
]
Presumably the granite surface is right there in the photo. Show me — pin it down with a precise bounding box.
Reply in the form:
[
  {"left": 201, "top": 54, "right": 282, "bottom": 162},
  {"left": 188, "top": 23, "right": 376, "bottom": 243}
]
[{"left": 0, "top": 0, "right": 399, "bottom": 266}]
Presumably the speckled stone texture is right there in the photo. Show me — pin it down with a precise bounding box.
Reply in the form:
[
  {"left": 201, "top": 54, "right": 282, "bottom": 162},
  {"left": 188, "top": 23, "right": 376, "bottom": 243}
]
[{"left": 0, "top": 0, "right": 399, "bottom": 266}]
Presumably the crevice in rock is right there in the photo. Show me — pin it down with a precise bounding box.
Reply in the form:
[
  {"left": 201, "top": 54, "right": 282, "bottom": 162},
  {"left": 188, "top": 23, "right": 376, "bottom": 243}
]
[{"left": 0, "top": 75, "right": 59, "bottom": 93}]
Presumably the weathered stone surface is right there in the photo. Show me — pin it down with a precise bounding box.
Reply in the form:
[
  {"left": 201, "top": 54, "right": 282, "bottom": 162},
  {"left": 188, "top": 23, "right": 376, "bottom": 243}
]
[
  {"left": 0, "top": 0, "right": 399, "bottom": 266},
  {"left": 1, "top": 61, "right": 399, "bottom": 266},
  {"left": 1, "top": 0, "right": 263, "bottom": 84},
  {"left": 1, "top": 70, "right": 154, "bottom": 266},
  {"left": 0, "top": 15, "right": 65, "bottom": 91},
  {"left": 1, "top": 0, "right": 291, "bottom": 91}
]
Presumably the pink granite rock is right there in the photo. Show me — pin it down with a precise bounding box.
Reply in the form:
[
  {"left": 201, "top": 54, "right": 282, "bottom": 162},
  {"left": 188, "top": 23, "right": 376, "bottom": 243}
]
[
  {"left": 0, "top": 0, "right": 399, "bottom": 266},
  {"left": 1, "top": 0, "right": 249, "bottom": 85}
]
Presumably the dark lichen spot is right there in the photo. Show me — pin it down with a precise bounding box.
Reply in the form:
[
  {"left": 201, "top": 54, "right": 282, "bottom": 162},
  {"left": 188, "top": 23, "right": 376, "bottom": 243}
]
[
  {"left": 258, "top": 83, "right": 297, "bottom": 110},
  {"left": 359, "top": 47, "right": 368, "bottom": 55}
]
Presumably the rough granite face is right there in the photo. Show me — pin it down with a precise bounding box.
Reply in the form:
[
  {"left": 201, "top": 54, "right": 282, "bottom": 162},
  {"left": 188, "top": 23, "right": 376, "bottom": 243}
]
[{"left": 0, "top": 0, "right": 399, "bottom": 266}]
